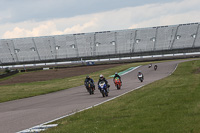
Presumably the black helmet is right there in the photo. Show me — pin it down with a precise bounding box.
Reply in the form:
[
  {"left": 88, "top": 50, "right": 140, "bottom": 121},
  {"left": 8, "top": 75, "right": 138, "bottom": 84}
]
[{"left": 86, "top": 75, "right": 90, "bottom": 79}]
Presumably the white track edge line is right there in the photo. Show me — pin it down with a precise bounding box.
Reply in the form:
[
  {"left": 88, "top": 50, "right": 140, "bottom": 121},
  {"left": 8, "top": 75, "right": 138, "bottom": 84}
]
[{"left": 170, "top": 64, "right": 178, "bottom": 75}]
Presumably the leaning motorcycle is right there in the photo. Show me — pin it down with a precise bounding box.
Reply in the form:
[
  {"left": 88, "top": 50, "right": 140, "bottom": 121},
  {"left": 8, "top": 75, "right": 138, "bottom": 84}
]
[
  {"left": 98, "top": 81, "right": 108, "bottom": 97},
  {"left": 114, "top": 77, "right": 121, "bottom": 90},
  {"left": 138, "top": 74, "right": 144, "bottom": 82}
]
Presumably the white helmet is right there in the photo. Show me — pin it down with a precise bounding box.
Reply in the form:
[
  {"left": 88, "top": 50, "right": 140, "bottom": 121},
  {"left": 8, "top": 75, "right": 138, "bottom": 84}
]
[{"left": 100, "top": 74, "right": 103, "bottom": 78}]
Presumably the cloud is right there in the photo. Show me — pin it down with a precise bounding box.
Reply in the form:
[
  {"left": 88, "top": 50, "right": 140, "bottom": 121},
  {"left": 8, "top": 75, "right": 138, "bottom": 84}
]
[
  {"left": 2, "top": 18, "right": 98, "bottom": 38},
  {"left": 0, "top": 0, "right": 177, "bottom": 24},
  {"left": 128, "top": 0, "right": 200, "bottom": 28},
  {"left": 1, "top": 0, "right": 200, "bottom": 39},
  {"left": 63, "top": 19, "right": 98, "bottom": 34},
  {"left": 2, "top": 22, "right": 59, "bottom": 38}
]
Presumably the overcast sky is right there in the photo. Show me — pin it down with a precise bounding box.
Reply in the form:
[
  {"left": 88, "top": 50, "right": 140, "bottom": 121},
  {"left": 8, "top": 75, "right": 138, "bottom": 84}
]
[{"left": 0, "top": 0, "right": 200, "bottom": 39}]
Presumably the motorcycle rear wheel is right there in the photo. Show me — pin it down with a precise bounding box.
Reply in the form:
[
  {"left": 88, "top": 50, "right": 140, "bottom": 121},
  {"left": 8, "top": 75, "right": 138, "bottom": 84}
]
[
  {"left": 116, "top": 84, "right": 118, "bottom": 89},
  {"left": 101, "top": 90, "right": 105, "bottom": 97}
]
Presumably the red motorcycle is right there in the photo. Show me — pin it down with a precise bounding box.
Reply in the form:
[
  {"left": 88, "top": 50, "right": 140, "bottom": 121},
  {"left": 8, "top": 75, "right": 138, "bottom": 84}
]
[{"left": 114, "top": 77, "right": 122, "bottom": 90}]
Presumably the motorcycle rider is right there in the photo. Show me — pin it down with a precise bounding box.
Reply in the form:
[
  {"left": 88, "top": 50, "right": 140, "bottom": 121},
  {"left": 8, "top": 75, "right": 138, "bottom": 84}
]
[
  {"left": 98, "top": 74, "right": 110, "bottom": 92},
  {"left": 137, "top": 71, "right": 144, "bottom": 79},
  {"left": 84, "top": 75, "right": 95, "bottom": 91},
  {"left": 113, "top": 72, "right": 122, "bottom": 85}
]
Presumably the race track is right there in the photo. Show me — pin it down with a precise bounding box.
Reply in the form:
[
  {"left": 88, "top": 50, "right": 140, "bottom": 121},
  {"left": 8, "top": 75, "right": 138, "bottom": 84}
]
[{"left": 0, "top": 60, "right": 189, "bottom": 133}]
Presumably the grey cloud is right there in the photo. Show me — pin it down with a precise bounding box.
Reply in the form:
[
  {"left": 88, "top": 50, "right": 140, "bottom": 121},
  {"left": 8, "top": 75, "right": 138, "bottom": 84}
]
[{"left": 0, "top": 0, "right": 180, "bottom": 24}]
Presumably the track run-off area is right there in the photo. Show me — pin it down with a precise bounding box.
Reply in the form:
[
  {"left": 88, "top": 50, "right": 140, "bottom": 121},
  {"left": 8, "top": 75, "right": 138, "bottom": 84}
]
[{"left": 0, "top": 59, "right": 193, "bottom": 133}]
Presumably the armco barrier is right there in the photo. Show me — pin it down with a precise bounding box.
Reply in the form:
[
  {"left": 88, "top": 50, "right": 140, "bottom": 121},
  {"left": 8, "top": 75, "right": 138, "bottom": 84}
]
[{"left": 0, "top": 70, "right": 19, "bottom": 79}]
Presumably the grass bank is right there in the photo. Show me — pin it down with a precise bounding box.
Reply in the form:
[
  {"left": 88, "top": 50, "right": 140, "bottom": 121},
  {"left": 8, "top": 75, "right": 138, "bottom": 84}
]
[
  {"left": 0, "top": 61, "right": 151, "bottom": 103},
  {"left": 0, "top": 69, "right": 7, "bottom": 75},
  {"left": 44, "top": 60, "right": 200, "bottom": 133}
]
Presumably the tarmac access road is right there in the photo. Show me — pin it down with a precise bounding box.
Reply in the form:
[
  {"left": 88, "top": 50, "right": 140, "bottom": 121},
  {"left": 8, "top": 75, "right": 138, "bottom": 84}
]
[{"left": 0, "top": 59, "right": 192, "bottom": 133}]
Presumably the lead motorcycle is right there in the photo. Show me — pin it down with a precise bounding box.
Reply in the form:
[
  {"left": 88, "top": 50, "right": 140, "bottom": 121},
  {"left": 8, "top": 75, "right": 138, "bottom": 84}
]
[
  {"left": 98, "top": 81, "right": 108, "bottom": 97},
  {"left": 114, "top": 77, "right": 122, "bottom": 90}
]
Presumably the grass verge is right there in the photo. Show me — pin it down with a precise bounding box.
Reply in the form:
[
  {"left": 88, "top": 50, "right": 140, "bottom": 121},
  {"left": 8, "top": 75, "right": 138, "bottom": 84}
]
[{"left": 44, "top": 60, "right": 200, "bottom": 133}]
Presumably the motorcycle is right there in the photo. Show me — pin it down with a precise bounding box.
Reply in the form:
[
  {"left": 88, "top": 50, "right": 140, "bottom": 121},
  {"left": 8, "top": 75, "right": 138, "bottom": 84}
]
[
  {"left": 148, "top": 63, "right": 152, "bottom": 68},
  {"left": 138, "top": 74, "right": 144, "bottom": 82},
  {"left": 154, "top": 65, "right": 158, "bottom": 71},
  {"left": 114, "top": 77, "right": 122, "bottom": 90},
  {"left": 98, "top": 81, "right": 108, "bottom": 97},
  {"left": 86, "top": 81, "right": 95, "bottom": 95}
]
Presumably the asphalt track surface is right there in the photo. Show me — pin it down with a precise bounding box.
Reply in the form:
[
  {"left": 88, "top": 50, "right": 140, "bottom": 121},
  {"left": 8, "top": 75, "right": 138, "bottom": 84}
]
[{"left": 0, "top": 60, "right": 190, "bottom": 133}]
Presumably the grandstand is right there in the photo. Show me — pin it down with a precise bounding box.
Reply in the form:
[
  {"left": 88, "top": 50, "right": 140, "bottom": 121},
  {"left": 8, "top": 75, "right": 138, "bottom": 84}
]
[{"left": 0, "top": 22, "right": 200, "bottom": 66}]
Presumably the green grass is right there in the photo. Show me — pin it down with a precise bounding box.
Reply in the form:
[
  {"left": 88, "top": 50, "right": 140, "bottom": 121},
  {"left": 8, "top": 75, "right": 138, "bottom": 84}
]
[
  {"left": 0, "top": 61, "right": 152, "bottom": 103},
  {"left": 0, "top": 69, "right": 5, "bottom": 75},
  {"left": 43, "top": 60, "right": 200, "bottom": 133}
]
